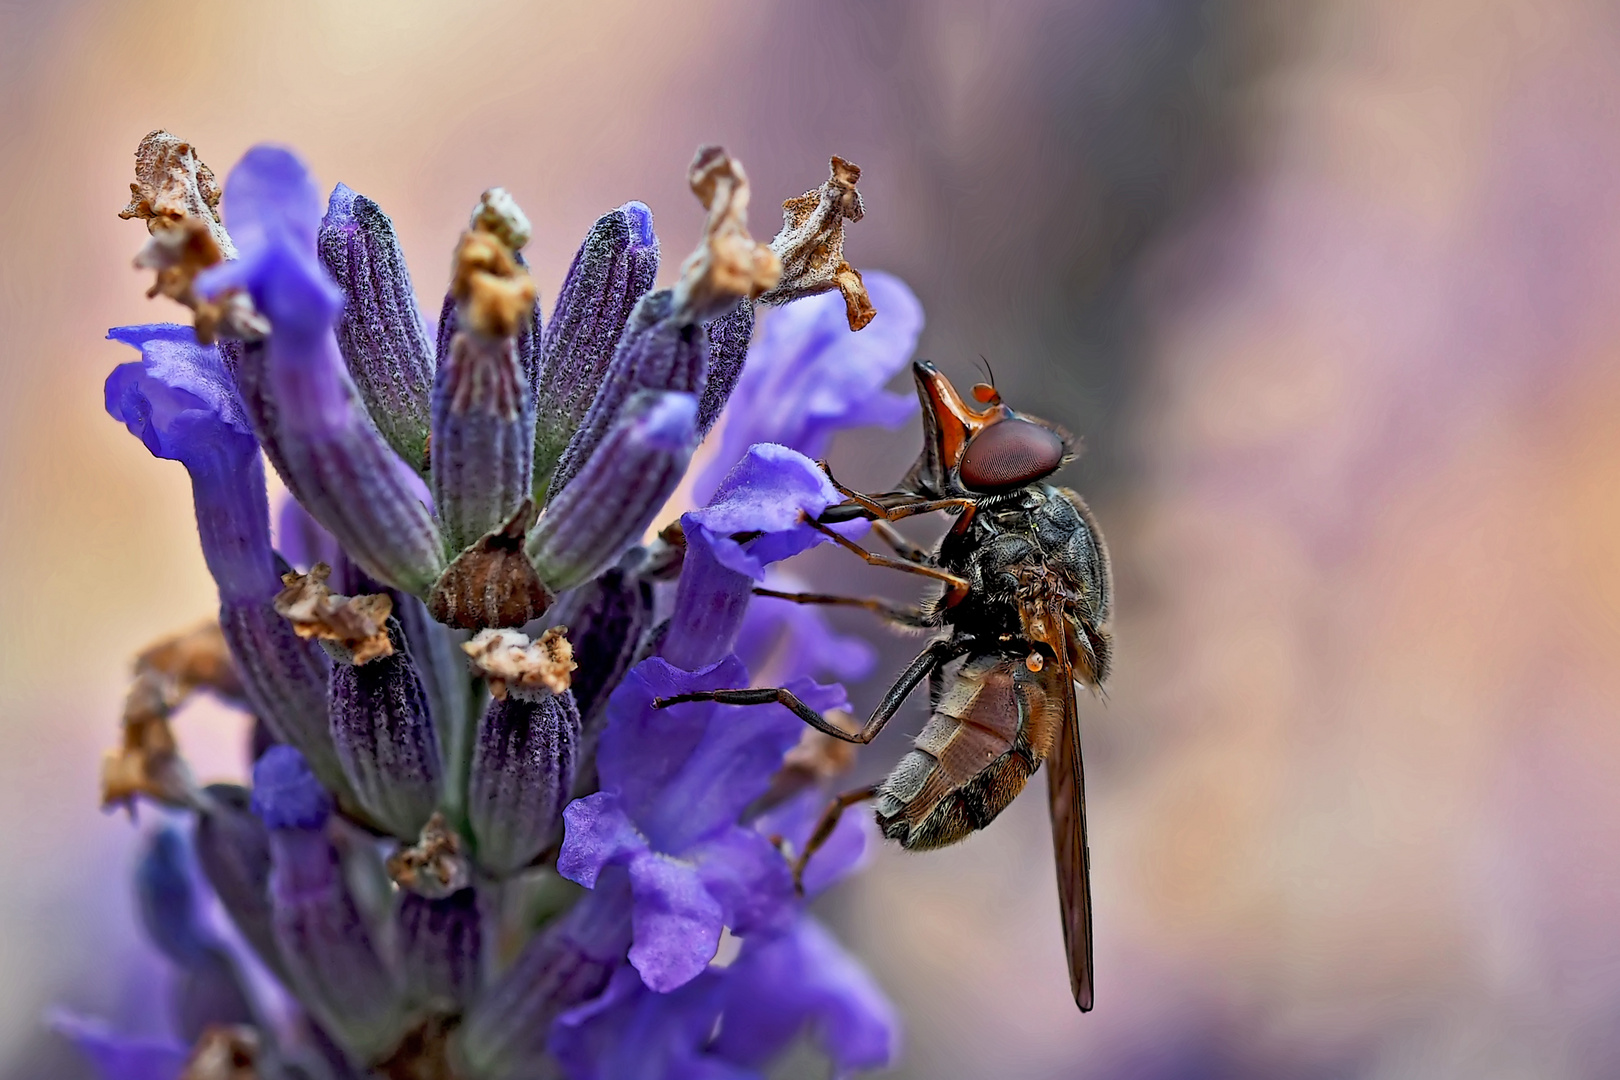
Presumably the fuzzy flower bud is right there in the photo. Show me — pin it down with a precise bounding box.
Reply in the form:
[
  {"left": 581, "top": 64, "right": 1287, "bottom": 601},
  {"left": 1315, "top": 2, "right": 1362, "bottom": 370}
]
[{"left": 318, "top": 184, "right": 436, "bottom": 472}]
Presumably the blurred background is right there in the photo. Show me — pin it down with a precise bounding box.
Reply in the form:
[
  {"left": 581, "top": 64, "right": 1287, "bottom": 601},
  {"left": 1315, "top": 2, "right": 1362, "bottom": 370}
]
[{"left": 3, "top": 0, "right": 1619, "bottom": 1076}]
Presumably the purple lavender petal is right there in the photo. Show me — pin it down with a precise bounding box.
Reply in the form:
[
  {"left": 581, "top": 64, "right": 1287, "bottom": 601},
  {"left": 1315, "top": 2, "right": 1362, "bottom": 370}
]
[
  {"left": 695, "top": 299, "right": 755, "bottom": 437},
  {"left": 466, "top": 688, "right": 580, "bottom": 875},
  {"left": 737, "top": 573, "right": 878, "bottom": 684},
  {"left": 549, "top": 967, "right": 747, "bottom": 1080},
  {"left": 685, "top": 445, "right": 842, "bottom": 578},
  {"left": 686, "top": 827, "right": 795, "bottom": 937},
  {"left": 548, "top": 288, "right": 708, "bottom": 498},
  {"left": 276, "top": 494, "right": 340, "bottom": 571},
  {"left": 200, "top": 145, "right": 445, "bottom": 595},
  {"left": 105, "top": 325, "right": 278, "bottom": 602},
  {"left": 713, "top": 917, "right": 899, "bottom": 1073},
  {"left": 319, "top": 183, "right": 435, "bottom": 471},
  {"left": 694, "top": 271, "right": 921, "bottom": 503},
  {"left": 251, "top": 745, "right": 333, "bottom": 829},
  {"left": 397, "top": 887, "right": 481, "bottom": 1012},
  {"left": 557, "top": 792, "right": 649, "bottom": 888},
  {"left": 533, "top": 202, "right": 660, "bottom": 490},
  {"left": 431, "top": 327, "right": 535, "bottom": 553},
  {"left": 526, "top": 390, "right": 697, "bottom": 592},
  {"left": 51, "top": 1014, "right": 188, "bottom": 1080},
  {"left": 625, "top": 849, "right": 726, "bottom": 992},
  {"left": 326, "top": 618, "right": 443, "bottom": 839},
  {"left": 590, "top": 655, "right": 748, "bottom": 825},
  {"left": 751, "top": 788, "right": 875, "bottom": 898},
  {"left": 660, "top": 524, "right": 753, "bottom": 672}
]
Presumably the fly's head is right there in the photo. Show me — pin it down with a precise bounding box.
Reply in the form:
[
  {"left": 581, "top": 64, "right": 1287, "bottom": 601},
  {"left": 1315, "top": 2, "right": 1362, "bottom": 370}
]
[{"left": 899, "top": 360, "right": 1074, "bottom": 498}]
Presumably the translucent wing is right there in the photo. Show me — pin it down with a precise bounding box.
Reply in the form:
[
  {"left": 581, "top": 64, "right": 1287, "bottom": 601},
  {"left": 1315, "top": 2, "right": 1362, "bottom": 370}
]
[{"left": 1045, "top": 644, "right": 1094, "bottom": 1011}]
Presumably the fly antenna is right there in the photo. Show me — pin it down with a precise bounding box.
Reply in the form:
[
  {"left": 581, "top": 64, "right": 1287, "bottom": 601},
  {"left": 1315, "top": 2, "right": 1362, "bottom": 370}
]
[{"left": 975, "top": 353, "right": 997, "bottom": 390}]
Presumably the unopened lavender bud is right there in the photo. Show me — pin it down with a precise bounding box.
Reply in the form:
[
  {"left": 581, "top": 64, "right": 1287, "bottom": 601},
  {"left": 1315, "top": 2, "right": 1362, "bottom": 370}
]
[
  {"left": 136, "top": 828, "right": 256, "bottom": 1039},
  {"left": 318, "top": 184, "right": 435, "bottom": 472},
  {"left": 397, "top": 888, "right": 482, "bottom": 1012},
  {"left": 219, "top": 601, "right": 347, "bottom": 800},
  {"left": 465, "top": 685, "right": 581, "bottom": 877},
  {"left": 252, "top": 747, "right": 402, "bottom": 1059},
  {"left": 326, "top": 617, "right": 444, "bottom": 839},
  {"left": 528, "top": 390, "right": 697, "bottom": 592},
  {"left": 548, "top": 290, "right": 707, "bottom": 496},
  {"left": 696, "top": 299, "right": 755, "bottom": 436},
  {"left": 193, "top": 784, "right": 285, "bottom": 983},
  {"left": 431, "top": 329, "right": 534, "bottom": 553},
  {"left": 388, "top": 589, "right": 471, "bottom": 800},
  {"left": 199, "top": 145, "right": 445, "bottom": 596},
  {"left": 532, "top": 202, "right": 659, "bottom": 490}
]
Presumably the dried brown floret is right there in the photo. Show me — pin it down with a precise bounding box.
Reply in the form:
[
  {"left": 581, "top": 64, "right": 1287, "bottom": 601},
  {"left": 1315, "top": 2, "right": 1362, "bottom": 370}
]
[
  {"left": 462, "top": 626, "right": 576, "bottom": 699},
  {"left": 386, "top": 812, "right": 471, "bottom": 898},
  {"left": 672, "top": 146, "right": 783, "bottom": 323},
  {"left": 448, "top": 188, "right": 537, "bottom": 340},
  {"left": 759, "top": 156, "right": 875, "bottom": 331},
  {"left": 102, "top": 621, "right": 245, "bottom": 812},
  {"left": 273, "top": 563, "right": 395, "bottom": 665},
  {"left": 427, "top": 499, "right": 553, "bottom": 630},
  {"left": 181, "top": 1025, "right": 259, "bottom": 1080},
  {"left": 120, "top": 130, "right": 267, "bottom": 343}
]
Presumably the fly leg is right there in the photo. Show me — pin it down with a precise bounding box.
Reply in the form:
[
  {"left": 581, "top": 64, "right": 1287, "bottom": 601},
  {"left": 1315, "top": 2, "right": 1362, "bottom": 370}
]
[
  {"left": 790, "top": 784, "right": 880, "bottom": 894},
  {"left": 653, "top": 639, "right": 968, "bottom": 744},
  {"left": 870, "top": 520, "right": 929, "bottom": 564},
  {"left": 749, "top": 587, "right": 932, "bottom": 629},
  {"left": 806, "top": 518, "right": 970, "bottom": 605}
]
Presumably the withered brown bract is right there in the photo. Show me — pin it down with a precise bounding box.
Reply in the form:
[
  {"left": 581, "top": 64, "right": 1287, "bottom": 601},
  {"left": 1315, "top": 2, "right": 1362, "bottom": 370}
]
[{"left": 654, "top": 360, "right": 1112, "bottom": 1012}]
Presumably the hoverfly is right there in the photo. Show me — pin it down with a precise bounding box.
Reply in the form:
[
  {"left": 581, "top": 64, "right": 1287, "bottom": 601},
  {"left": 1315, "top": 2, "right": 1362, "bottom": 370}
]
[{"left": 655, "top": 360, "right": 1112, "bottom": 1011}]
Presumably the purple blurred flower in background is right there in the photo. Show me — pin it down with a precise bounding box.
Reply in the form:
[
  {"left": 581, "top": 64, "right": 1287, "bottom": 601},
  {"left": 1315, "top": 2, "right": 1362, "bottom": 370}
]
[{"left": 79, "top": 131, "right": 908, "bottom": 1079}]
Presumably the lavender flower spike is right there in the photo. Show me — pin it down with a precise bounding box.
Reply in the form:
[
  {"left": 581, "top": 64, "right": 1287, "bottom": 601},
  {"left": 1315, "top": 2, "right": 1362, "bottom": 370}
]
[
  {"left": 319, "top": 183, "right": 436, "bottom": 473},
  {"left": 531, "top": 201, "right": 659, "bottom": 492},
  {"left": 105, "top": 324, "right": 343, "bottom": 795},
  {"left": 432, "top": 190, "right": 540, "bottom": 553},
  {"left": 198, "top": 145, "right": 445, "bottom": 595},
  {"left": 527, "top": 389, "right": 697, "bottom": 592},
  {"left": 252, "top": 747, "right": 404, "bottom": 1060}
]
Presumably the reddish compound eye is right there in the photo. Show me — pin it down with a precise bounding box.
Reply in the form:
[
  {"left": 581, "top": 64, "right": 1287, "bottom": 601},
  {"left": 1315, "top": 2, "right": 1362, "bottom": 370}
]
[{"left": 958, "top": 419, "right": 1064, "bottom": 493}]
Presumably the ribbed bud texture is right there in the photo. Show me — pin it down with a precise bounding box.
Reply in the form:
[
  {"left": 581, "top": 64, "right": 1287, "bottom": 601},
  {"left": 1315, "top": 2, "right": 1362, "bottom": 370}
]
[
  {"left": 532, "top": 202, "right": 659, "bottom": 492},
  {"left": 431, "top": 329, "right": 535, "bottom": 553},
  {"left": 318, "top": 184, "right": 435, "bottom": 472},
  {"left": 466, "top": 689, "right": 580, "bottom": 876},
  {"left": 527, "top": 390, "right": 697, "bottom": 592},
  {"left": 219, "top": 599, "right": 347, "bottom": 798},
  {"left": 548, "top": 569, "right": 654, "bottom": 751},
  {"left": 327, "top": 618, "right": 444, "bottom": 839},
  {"left": 696, "top": 299, "right": 755, "bottom": 436},
  {"left": 548, "top": 289, "right": 708, "bottom": 496},
  {"left": 398, "top": 888, "right": 482, "bottom": 1012}
]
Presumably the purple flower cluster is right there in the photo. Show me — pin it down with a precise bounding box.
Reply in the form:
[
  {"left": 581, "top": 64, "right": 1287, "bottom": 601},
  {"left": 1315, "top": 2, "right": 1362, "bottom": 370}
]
[{"left": 78, "top": 134, "right": 917, "bottom": 1080}]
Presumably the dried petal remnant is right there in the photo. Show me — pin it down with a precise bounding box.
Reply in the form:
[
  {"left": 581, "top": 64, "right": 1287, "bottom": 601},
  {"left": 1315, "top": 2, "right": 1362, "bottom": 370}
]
[
  {"left": 102, "top": 621, "right": 238, "bottom": 811},
  {"left": 120, "top": 130, "right": 267, "bottom": 342},
  {"left": 451, "top": 189, "right": 538, "bottom": 339},
  {"left": 387, "top": 812, "right": 471, "bottom": 898},
  {"left": 463, "top": 626, "right": 576, "bottom": 699},
  {"left": 180, "top": 1025, "right": 259, "bottom": 1080},
  {"left": 760, "top": 156, "right": 875, "bottom": 330},
  {"left": 427, "top": 500, "right": 553, "bottom": 630},
  {"left": 273, "top": 563, "right": 395, "bottom": 664},
  {"left": 672, "top": 146, "right": 782, "bottom": 322}
]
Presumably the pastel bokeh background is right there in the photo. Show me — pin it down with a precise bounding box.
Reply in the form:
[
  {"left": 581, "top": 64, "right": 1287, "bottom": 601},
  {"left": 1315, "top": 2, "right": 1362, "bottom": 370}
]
[{"left": 4, "top": 1, "right": 1620, "bottom": 1077}]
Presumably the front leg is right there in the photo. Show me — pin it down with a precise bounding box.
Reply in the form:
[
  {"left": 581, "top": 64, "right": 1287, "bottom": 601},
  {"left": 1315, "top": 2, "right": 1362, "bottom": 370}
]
[{"left": 652, "top": 639, "right": 968, "bottom": 744}]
